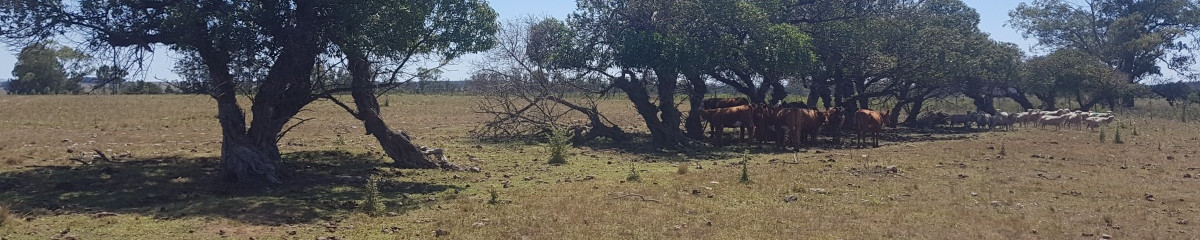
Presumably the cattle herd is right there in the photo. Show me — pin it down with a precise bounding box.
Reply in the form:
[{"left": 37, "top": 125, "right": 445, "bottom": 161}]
[{"left": 699, "top": 97, "right": 1119, "bottom": 149}]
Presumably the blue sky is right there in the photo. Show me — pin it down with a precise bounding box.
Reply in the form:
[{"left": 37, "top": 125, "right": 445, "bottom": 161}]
[{"left": 0, "top": 0, "right": 1041, "bottom": 83}]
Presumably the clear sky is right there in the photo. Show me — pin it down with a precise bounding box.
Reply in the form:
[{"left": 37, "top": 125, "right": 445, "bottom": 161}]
[{"left": 0, "top": 0, "right": 1048, "bottom": 83}]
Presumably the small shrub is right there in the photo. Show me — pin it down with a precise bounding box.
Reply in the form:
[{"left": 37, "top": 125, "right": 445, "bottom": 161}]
[
  {"left": 999, "top": 144, "right": 1007, "bottom": 156},
  {"left": 546, "top": 127, "right": 571, "bottom": 165},
  {"left": 626, "top": 163, "right": 641, "bottom": 182},
  {"left": 361, "top": 175, "right": 386, "bottom": 216},
  {"left": 1132, "top": 126, "right": 1139, "bottom": 136},
  {"left": 1113, "top": 129, "right": 1124, "bottom": 144},
  {"left": 740, "top": 150, "right": 751, "bottom": 183},
  {"left": 487, "top": 189, "right": 499, "bottom": 205},
  {"left": 1100, "top": 128, "right": 1107, "bottom": 142},
  {"left": 676, "top": 164, "right": 689, "bottom": 175},
  {"left": 334, "top": 134, "right": 346, "bottom": 146}
]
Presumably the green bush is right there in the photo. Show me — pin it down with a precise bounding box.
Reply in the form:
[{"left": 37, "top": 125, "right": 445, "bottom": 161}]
[
  {"left": 626, "top": 163, "right": 641, "bottom": 182},
  {"left": 740, "top": 150, "right": 751, "bottom": 183},
  {"left": 361, "top": 175, "right": 386, "bottom": 216},
  {"left": 546, "top": 127, "right": 571, "bottom": 165},
  {"left": 487, "top": 189, "right": 499, "bottom": 205}
]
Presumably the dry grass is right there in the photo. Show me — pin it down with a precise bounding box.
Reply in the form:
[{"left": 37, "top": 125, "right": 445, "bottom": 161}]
[
  {"left": 0, "top": 204, "right": 10, "bottom": 228},
  {"left": 0, "top": 94, "right": 1198, "bottom": 239}
]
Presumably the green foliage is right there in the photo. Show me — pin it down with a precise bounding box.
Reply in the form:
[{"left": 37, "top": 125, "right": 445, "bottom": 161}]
[
  {"left": 546, "top": 127, "right": 570, "bottom": 165},
  {"left": 9, "top": 41, "right": 78, "bottom": 95},
  {"left": 122, "top": 81, "right": 164, "bottom": 95},
  {"left": 740, "top": 150, "right": 751, "bottom": 184},
  {"left": 1113, "top": 129, "right": 1124, "bottom": 144},
  {"left": 487, "top": 189, "right": 499, "bottom": 205},
  {"left": 1100, "top": 128, "right": 1107, "bottom": 142},
  {"left": 1010, "top": 0, "right": 1200, "bottom": 84},
  {"left": 626, "top": 163, "right": 641, "bottom": 182},
  {"left": 361, "top": 175, "right": 386, "bottom": 216},
  {"left": 96, "top": 65, "right": 129, "bottom": 94}
]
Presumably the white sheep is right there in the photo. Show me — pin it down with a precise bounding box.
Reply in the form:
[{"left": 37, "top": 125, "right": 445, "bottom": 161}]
[{"left": 1039, "top": 115, "right": 1068, "bottom": 131}]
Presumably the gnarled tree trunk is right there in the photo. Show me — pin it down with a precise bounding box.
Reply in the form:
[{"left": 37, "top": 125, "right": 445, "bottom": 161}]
[
  {"left": 346, "top": 56, "right": 451, "bottom": 169},
  {"left": 613, "top": 69, "right": 690, "bottom": 149},
  {"left": 200, "top": 10, "right": 323, "bottom": 187},
  {"left": 684, "top": 72, "right": 707, "bottom": 140}
]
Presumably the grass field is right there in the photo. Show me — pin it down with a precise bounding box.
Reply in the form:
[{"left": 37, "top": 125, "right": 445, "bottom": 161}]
[{"left": 1, "top": 94, "right": 1198, "bottom": 239}]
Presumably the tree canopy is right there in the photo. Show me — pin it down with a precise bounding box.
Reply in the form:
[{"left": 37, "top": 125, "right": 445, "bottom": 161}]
[{"left": 0, "top": 0, "right": 497, "bottom": 187}]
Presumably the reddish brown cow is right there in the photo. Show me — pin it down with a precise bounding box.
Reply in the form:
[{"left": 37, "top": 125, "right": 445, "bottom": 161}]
[
  {"left": 700, "top": 105, "right": 755, "bottom": 142},
  {"left": 853, "top": 109, "right": 886, "bottom": 148},
  {"left": 702, "top": 97, "right": 750, "bottom": 109},
  {"left": 777, "top": 108, "right": 826, "bottom": 149},
  {"left": 750, "top": 104, "right": 783, "bottom": 143},
  {"left": 824, "top": 107, "right": 847, "bottom": 143}
]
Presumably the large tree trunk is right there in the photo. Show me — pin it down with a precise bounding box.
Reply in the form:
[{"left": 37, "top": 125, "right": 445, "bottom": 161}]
[
  {"left": 808, "top": 80, "right": 833, "bottom": 109},
  {"left": 613, "top": 69, "right": 688, "bottom": 149},
  {"left": 1005, "top": 89, "right": 1036, "bottom": 110},
  {"left": 346, "top": 56, "right": 449, "bottom": 169},
  {"left": 766, "top": 74, "right": 788, "bottom": 103},
  {"left": 1079, "top": 97, "right": 1103, "bottom": 112},
  {"left": 199, "top": 47, "right": 283, "bottom": 187},
  {"left": 684, "top": 72, "right": 707, "bottom": 140},
  {"left": 853, "top": 79, "right": 869, "bottom": 110},
  {"left": 905, "top": 97, "right": 926, "bottom": 123},
  {"left": 1034, "top": 93, "right": 1057, "bottom": 110},
  {"left": 1121, "top": 95, "right": 1136, "bottom": 108},
  {"left": 971, "top": 96, "right": 997, "bottom": 115}
]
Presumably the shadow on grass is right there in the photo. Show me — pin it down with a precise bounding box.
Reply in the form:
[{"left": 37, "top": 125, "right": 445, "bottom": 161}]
[
  {"left": 0, "top": 150, "right": 458, "bottom": 226},
  {"left": 570, "top": 127, "right": 989, "bottom": 161}
]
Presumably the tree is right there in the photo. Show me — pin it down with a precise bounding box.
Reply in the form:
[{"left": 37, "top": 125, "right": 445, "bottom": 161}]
[
  {"left": 123, "top": 80, "right": 163, "bottom": 94},
  {"left": 1010, "top": 0, "right": 1200, "bottom": 106},
  {"left": 472, "top": 18, "right": 628, "bottom": 144},
  {"left": 546, "top": 0, "right": 701, "bottom": 149},
  {"left": 1150, "top": 81, "right": 1196, "bottom": 106},
  {"left": 95, "top": 65, "right": 128, "bottom": 94},
  {"left": 1018, "top": 48, "right": 1132, "bottom": 111},
  {"left": 8, "top": 40, "right": 83, "bottom": 94},
  {"left": 322, "top": 0, "right": 497, "bottom": 169},
  {"left": 0, "top": 0, "right": 496, "bottom": 187}
]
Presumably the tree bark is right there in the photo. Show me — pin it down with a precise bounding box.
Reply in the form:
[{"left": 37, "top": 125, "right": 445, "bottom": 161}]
[
  {"left": 808, "top": 80, "right": 833, "bottom": 109},
  {"left": 198, "top": 46, "right": 284, "bottom": 187},
  {"left": 1034, "top": 93, "right": 1057, "bottom": 110},
  {"left": 346, "top": 56, "right": 450, "bottom": 169},
  {"left": 1005, "top": 88, "right": 1035, "bottom": 110},
  {"left": 684, "top": 72, "right": 707, "bottom": 140},
  {"left": 905, "top": 97, "right": 926, "bottom": 123},
  {"left": 1121, "top": 95, "right": 1135, "bottom": 108},
  {"left": 613, "top": 69, "right": 689, "bottom": 149},
  {"left": 544, "top": 96, "right": 629, "bottom": 144}
]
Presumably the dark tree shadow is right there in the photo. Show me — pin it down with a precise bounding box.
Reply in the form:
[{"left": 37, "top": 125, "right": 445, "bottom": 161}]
[
  {"left": 0, "top": 151, "right": 458, "bottom": 226},
  {"left": 569, "top": 126, "right": 992, "bottom": 161}
]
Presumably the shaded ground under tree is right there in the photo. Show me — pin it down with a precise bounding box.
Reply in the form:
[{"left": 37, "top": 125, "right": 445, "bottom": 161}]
[{"left": 0, "top": 151, "right": 458, "bottom": 226}]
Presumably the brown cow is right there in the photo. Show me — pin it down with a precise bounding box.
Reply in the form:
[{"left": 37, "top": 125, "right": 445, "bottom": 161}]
[
  {"left": 853, "top": 109, "right": 887, "bottom": 148},
  {"left": 702, "top": 97, "right": 750, "bottom": 109},
  {"left": 750, "top": 104, "right": 783, "bottom": 143},
  {"left": 700, "top": 105, "right": 755, "bottom": 142},
  {"left": 824, "top": 107, "right": 847, "bottom": 143},
  {"left": 777, "top": 108, "right": 827, "bottom": 149}
]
